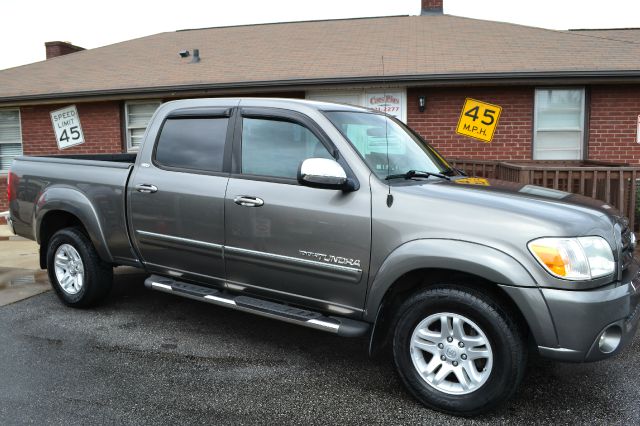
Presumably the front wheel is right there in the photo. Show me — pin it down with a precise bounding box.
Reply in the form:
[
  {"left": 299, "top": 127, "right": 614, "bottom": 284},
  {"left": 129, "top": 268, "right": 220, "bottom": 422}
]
[
  {"left": 46, "top": 227, "right": 113, "bottom": 308},
  {"left": 392, "top": 285, "right": 527, "bottom": 416}
]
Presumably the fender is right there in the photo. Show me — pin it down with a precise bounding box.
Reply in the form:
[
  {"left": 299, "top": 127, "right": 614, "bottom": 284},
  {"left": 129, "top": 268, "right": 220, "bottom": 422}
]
[
  {"left": 34, "top": 186, "right": 113, "bottom": 263},
  {"left": 364, "top": 239, "right": 537, "bottom": 322}
]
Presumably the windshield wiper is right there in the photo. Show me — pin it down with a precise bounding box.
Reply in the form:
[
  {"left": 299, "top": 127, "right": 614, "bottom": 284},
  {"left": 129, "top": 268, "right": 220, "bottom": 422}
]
[
  {"left": 385, "top": 170, "right": 451, "bottom": 181},
  {"left": 440, "top": 166, "right": 464, "bottom": 177}
]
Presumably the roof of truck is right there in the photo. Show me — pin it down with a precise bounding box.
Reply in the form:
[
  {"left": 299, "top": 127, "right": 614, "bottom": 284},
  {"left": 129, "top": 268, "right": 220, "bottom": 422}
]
[
  {"left": 2, "top": 14, "right": 640, "bottom": 104},
  {"left": 160, "top": 97, "right": 376, "bottom": 113}
]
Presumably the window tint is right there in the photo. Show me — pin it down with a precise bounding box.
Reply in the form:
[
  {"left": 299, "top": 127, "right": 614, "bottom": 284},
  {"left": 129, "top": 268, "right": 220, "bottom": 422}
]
[
  {"left": 241, "top": 118, "right": 332, "bottom": 179},
  {"left": 155, "top": 118, "right": 228, "bottom": 172}
]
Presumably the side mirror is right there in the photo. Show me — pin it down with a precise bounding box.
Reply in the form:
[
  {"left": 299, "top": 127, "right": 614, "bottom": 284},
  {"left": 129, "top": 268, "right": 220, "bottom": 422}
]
[{"left": 298, "top": 158, "right": 351, "bottom": 190}]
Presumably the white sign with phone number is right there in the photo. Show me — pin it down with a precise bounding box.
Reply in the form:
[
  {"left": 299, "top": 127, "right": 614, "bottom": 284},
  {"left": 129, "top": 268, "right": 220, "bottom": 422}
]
[
  {"left": 50, "top": 105, "right": 85, "bottom": 149},
  {"left": 365, "top": 92, "right": 404, "bottom": 120}
]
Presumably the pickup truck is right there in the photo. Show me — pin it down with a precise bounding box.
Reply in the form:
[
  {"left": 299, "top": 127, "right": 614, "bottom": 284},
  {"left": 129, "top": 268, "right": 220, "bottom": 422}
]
[{"left": 8, "top": 98, "right": 640, "bottom": 415}]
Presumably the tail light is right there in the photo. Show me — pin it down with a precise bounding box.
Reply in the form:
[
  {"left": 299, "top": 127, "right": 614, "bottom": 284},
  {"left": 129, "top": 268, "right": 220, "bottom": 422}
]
[{"left": 7, "top": 171, "right": 16, "bottom": 202}]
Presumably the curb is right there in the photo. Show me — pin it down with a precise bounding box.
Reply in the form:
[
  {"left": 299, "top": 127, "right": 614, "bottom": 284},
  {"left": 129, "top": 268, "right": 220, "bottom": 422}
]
[{"left": 0, "top": 236, "right": 27, "bottom": 242}]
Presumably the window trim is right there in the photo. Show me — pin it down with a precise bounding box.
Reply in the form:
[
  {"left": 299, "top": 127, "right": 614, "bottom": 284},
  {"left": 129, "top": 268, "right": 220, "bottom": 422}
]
[
  {"left": 232, "top": 107, "right": 358, "bottom": 190},
  {"left": 0, "top": 107, "right": 23, "bottom": 173},
  {"left": 125, "top": 100, "right": 162, "bottom": 152},
  {"left": 533, "top": 87, "right": 586, "bottom": 160}
]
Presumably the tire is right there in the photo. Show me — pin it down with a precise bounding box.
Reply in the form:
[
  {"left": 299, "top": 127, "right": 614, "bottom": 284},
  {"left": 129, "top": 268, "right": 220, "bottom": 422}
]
[
  {"left": 392, "top": 285, "right": 526, "bottom": 416},
  {"left": 46, "top": 227, "right": 113, "bottom": 308}
]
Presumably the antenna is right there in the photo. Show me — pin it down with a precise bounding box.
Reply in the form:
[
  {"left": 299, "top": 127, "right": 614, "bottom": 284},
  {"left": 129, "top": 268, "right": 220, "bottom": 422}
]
[{"left": 382, "top": 56, "right": 393, "bottom": 207}]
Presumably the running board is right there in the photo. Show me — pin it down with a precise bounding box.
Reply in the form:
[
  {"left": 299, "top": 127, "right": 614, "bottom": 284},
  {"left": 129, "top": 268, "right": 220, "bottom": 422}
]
[{"left": 144, "top": 275, "right": 370, "bottom": 337}]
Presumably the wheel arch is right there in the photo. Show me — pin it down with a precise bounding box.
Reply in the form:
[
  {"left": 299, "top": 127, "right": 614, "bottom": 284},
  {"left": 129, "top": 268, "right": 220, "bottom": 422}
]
[
  {"left": 35, "top": 187, "right": 113, "bottom": 268},
  {"left": 368, "top": 267, "right": 536, "bottom": 356},
  {"left": 365, "top": 239, "right": 544, "bottom": 357}
]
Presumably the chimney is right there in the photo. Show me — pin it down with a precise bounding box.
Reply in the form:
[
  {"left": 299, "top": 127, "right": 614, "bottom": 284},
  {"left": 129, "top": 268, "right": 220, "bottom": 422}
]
[
  {"left": 190, "top": 48, "right": 201, "bottom": 63},
  {"left": 421, "top": 0, "right": 443, "bottom": 15},
  {"left": 45, "top": 41, "right": 85, "bottom": 59}
]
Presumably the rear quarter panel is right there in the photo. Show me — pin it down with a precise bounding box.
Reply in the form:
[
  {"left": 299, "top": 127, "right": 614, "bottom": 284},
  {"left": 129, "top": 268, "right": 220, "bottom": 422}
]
[{"left": 10, "top": 157, "right": 135, "bottom": 264}]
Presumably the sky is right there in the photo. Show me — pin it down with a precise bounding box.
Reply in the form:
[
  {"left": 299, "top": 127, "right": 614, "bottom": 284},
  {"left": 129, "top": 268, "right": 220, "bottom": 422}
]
[{"left": 1, "top": 0, "right": 639, "bottom": 70}]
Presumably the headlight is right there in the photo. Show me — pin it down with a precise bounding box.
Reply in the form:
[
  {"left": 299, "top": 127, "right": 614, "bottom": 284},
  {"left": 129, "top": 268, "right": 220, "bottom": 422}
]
[{"left": 528, "top": 236, "right": 615, "bottom": 280}]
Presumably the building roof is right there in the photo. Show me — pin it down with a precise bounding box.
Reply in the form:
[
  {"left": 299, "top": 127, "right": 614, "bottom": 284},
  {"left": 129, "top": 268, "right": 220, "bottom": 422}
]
[
  {"left": 2, "top": 14, "right": 640, "bottom": 104},
  {"left": 568, "top": 28, "right": 640, "bottom": 44}
]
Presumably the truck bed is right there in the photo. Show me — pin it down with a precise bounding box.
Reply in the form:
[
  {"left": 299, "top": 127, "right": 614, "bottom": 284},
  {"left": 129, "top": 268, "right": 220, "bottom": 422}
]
[{"left": 9, "top": 154, "right": 137, "bottom": 265}]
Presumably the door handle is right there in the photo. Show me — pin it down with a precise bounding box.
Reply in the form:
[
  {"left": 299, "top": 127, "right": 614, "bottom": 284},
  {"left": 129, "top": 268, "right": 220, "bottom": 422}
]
[
  {"left": 234, "top": 195, "right": 264, "bottom": 207},
  {"left": 135, "top": 184, "right": 158, "bottom": 194}
]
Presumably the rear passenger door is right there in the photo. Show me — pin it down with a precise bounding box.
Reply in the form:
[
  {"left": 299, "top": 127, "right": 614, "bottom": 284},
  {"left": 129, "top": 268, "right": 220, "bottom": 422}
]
[
  {"left": 129, "top": 108, "right": 233, "bottom": 285},
  {"left": 224, "top": 107, "right": 371, "bottom": 313}
]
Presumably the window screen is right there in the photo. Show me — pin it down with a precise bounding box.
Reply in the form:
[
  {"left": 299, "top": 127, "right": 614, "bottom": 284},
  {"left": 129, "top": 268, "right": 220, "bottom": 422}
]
[
  {"left": 241, "top": 118, "right": 332, "bottom": 179},
  {"left": 533, "top": 89, "right": 585, "bottom": 160},
  {"left": 155, "top": 117, "right": 228, "bottom": 172},
  {"left": 0, "top": 109, "right": 23, "bottom": 171}
]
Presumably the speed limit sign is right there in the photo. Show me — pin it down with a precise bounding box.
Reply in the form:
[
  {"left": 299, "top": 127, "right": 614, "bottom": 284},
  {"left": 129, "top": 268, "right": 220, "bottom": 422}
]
[
  {"left": 50, "top": 105, "right": 85, "bottom": 150},
  {"left": 456, "top": 98, "right": 502, "bottom": 143}
]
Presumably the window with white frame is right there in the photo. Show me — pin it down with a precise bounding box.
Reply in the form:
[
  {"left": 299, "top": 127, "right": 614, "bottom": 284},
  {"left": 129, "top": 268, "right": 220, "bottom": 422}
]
[
  {"left": 533, "top": 88, "right": 585, "bottom": 160},
  {"left": 125, "top": 101, "right": 161, "bottom": 150},
  {"left": 0, "top": 108, "right": 23, "bottom": 172}
]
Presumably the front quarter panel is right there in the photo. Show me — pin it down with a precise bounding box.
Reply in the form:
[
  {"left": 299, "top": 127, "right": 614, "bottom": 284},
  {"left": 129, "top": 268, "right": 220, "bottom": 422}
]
[{"left": 364, "top": 238, "right": 537, "bottom": 320}]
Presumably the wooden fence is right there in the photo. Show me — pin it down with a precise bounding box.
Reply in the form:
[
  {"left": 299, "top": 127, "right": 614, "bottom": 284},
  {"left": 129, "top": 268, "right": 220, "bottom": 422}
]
[{"left": 450, "top": 160, "right": 640, "bottom": 231}]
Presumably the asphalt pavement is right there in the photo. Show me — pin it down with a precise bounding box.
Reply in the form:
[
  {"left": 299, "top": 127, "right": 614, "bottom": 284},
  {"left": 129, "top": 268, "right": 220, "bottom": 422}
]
[{"left": 1, "top": 270, "right": 639, "bottom": 425}]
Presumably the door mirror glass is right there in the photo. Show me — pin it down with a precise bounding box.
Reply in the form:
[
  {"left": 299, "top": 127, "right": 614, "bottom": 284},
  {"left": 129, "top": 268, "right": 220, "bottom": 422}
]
[{"left": 298, "top": 158, "right": 348, "bottom": 190}]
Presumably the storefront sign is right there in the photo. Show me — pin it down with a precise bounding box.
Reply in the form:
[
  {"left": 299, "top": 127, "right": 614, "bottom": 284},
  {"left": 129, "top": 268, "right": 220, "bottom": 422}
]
[
  {"left": 456, "top": 98, "right": 502, "bottom": 143},
  {"left": 365, "top": 92, "right": 404, "bottom": 120},
  {"left": 50, "top": 105, "right": 85, "bottom": 149}
]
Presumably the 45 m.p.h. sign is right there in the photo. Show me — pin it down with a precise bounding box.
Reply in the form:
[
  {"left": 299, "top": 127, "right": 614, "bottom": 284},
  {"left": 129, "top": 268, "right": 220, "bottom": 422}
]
[{"left": 456, "top": 98, "right": 502, "bottom": 143}]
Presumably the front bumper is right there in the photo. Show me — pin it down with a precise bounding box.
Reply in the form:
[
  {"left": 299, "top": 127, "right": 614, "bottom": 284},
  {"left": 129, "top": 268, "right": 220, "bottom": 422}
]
[{"left": 538, "top": 259, "right": 640, "bottom": 362}]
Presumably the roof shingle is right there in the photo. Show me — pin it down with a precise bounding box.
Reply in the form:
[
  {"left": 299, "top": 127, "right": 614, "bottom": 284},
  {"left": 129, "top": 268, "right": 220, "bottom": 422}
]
[{"left": 2, "top": 14, "right": 640, "bottom": 102}]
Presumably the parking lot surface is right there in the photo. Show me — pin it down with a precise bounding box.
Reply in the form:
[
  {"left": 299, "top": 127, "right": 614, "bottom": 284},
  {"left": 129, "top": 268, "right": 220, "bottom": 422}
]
[{"left": 1, "top": 270, "right": 639, "bottom": 425}]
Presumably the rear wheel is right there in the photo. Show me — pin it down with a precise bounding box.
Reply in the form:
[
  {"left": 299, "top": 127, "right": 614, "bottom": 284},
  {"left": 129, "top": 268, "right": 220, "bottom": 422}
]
[
  {"left": 46, "top": 227, "right": 113, "bottom": 307},
  {"left": 392, "top": 285, "right": 526, "bottom": 416}
]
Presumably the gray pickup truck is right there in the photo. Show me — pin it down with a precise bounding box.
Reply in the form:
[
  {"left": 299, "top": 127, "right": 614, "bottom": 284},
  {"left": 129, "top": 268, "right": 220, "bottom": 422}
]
[{"left": 8, "top": 98, "right": 640, "bottom": 415}]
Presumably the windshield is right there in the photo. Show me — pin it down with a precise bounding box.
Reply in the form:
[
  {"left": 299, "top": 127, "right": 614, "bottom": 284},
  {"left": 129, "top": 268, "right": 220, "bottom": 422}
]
[{"left": 324, "top": 111, "right": 453, "bottom": 180}]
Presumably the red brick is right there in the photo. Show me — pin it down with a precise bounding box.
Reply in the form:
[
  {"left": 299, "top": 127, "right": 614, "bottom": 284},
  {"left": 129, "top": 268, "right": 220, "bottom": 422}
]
[
  {"left": 21, "top": 102, "right": 122, "bottom": 156},
  {"left": 407, "top": 86, "right": 534, "bottom": 160}
]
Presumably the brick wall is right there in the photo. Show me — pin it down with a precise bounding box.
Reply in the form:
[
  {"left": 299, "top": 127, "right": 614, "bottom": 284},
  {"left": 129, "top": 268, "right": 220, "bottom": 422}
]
[
  {"left": 588, "top": 85, "right": 640, "bottom": 165},
  {"left": 407, "top": 86, "right": 534, "bottom": 161},
  {"left": 21, "top": 101, "right": 123, "bottom": 156}
]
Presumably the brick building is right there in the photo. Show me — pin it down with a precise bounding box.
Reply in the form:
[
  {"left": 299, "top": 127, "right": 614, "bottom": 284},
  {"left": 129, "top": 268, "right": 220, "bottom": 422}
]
[{"left": 2, "top": 0, "right": 640, "bottom": 212}]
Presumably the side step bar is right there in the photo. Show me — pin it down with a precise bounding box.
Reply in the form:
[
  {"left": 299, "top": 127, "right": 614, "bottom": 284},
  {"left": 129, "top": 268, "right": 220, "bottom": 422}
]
[{"left": 144, "top": 275, "right": 370, "bottom": 337}]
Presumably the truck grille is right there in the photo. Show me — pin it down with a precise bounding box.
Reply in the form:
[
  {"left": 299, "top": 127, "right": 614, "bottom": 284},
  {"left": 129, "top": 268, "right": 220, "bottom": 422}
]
[{"left": 619, "top": 224, "right": 635, "bottom": 272}]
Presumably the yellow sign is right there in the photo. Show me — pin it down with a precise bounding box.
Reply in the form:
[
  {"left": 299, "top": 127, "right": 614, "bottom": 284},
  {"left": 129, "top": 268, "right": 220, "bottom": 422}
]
[
  {"left": 456, "top": 98, "right": 502, "bottom": 143},
  {"left": 454, "top": 177, "right": 490, "bottom": 186}
]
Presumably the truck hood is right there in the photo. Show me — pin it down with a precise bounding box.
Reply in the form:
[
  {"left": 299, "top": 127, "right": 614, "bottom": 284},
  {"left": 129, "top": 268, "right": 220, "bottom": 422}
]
[
  {"left": 446, "top": 176, "right": 625, "bottom": 224},
  {"left": 392, "top": 176, "right": 624, "bottom": 239}
]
